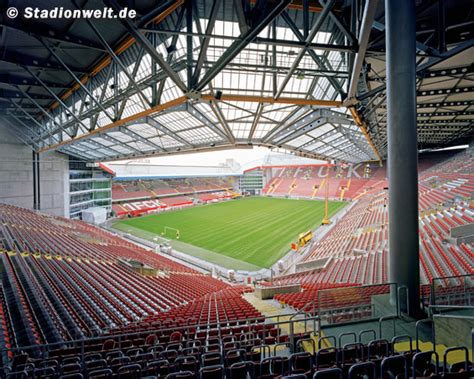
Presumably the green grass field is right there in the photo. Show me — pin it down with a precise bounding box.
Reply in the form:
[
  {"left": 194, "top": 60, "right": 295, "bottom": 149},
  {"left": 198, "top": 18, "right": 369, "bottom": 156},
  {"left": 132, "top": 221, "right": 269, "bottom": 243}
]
[{"left": 113, "top": 197, "right": 345, "bottom": 269}]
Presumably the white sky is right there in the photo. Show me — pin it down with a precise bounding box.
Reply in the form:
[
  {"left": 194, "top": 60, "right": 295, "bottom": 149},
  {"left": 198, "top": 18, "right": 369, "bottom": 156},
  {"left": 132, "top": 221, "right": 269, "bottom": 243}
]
[{"left": 109, "top": 146, "right": 324, "bottom": 170}]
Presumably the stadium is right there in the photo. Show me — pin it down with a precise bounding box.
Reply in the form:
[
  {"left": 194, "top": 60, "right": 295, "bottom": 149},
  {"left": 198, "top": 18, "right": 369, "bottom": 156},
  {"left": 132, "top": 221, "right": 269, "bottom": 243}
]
[{"left": 0, "top": 0, "right": 472, "bottom": 378}]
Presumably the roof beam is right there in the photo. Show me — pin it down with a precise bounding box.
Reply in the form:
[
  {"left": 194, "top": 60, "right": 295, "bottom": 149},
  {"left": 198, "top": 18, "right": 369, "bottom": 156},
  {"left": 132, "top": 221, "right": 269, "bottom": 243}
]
[
  {"left": 186, "top": 103, "right": 230, "bottom": 141},
  {"left": 1, "top": 118, "right": 40, "bottom": 151},
  {"left": 272, "top": 108, "right": 351, "bottom": 141},
  {"left": 193, "top": 0, "right": 223, "bottom": 86},
  {"left": 417, "top": 110, "right": 474, "bottom": 117},
  {"left": 0, "top": 22, "right": 105, "bottom": 51},
  {"left": 105, "top": 0, "right": 188, "bottom": 93},
  {"left": 275, "top": 0, "right": 335, "bottom": 99},
  {"left": 0, "top": 89, "right": 51, "bottom": 100},
  {"left": 145, "top": 116, "right": 194, "bottom": 147},
  {"left": 47, "top": 0, "right": 184, "bottom": 112},
  {"left": 10, "top": 88, "right": 75, "bottom": 142},
  {"left": 86, "top": 138, "right": 125, "bottom": 156},
  {"left": 233, "top": 0, "right": 250, "bottom": 34},
  {"left": 154, "top": 7, "right": 186, "bottom": 105},
  {"left": 349, "top": 107, "right": 382, "bottom": 163},
  {"left": 209, "top": 102, "right": 236, "bottom": 144},
  {"left": 98, "top": 134, "right": 143, "bottom": 154},
  {"left": 275, "top": 117, "right": 333, "bottom": 145},
  {"left": 417, "top": 86, "right": 474, "bottom": 97},
  {"left": 77, "top": 5, "right": 151, "bottom": 109},
  {"left": 137, "top": 0, "right": 182, "bottom": 27},
  {"left": 419, "top": 63, "right": 474, "bottom": 78},
  {"left": 118, "top": 126, "right": 165, "bottom": 151},
  {"left": 39, "top": 38, "right": 115, "bottom": 122},
  {"left": 194, "top": 0, "right": 292, "bottom": 91},
  {"left": 358, "top": 38, "right": 474, "bottom": 101},
  {"left": 38, "top": 96, "right": 187, "bottom": 153},
  {"left": 0, "top": 50, "right": 86, "bottom": 72},
  {"left": 8, "top": 98, "right": 62, "bottom": 143},
  {"left": 59, "top": 145, "right": 97, "bottom": 161},
  {"left": 248, "top": 103, "right": 264, "bottom": 142},
  {"left": 201, "top": 94, "right": 342, "bottom": 107},
  {"left": 0, "top": 74, "right": 69, "bottom": 89},
  {"left": 345, "top": 0, "right": 379, "bottom": 104},
  {"left": 415, "top": 100, "right": 474, "bottom": 108},
  {"left": 281, "top": 11, "right": 346, "bottom": 97},
  {"left": 22, "top": 66, "right": 90, "bottom": 138},
  {"left": 253, "top": 37, "right": 355, "bottom": 52}
]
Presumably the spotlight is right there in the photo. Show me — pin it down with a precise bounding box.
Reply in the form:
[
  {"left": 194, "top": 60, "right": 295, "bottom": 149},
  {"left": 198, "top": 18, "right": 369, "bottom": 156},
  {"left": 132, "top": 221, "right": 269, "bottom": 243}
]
[{"left": 215, "top": 91, "right": 223, "bottom": 100}]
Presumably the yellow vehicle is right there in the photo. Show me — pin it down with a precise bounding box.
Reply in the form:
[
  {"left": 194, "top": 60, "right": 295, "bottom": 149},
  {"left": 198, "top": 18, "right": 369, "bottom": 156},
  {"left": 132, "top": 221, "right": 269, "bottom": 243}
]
[{"left": 298, "top": 230, "right": 313, "bottom": 247}]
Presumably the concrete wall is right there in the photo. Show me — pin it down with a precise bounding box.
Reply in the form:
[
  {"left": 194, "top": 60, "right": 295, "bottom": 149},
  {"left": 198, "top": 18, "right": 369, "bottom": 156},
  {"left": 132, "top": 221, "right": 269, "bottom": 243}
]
[
  {"left": 450, "top": 223, "right": 474, "bottom": 244},
  {"left": 0, "top": 124, "right": 34, "bottom": 209},
  {"left": 39, "top": 151, "right": 70, "bottom": 218},
  {"left": 255, "top": 284, "right": 301, "bottom": 300},
  {"left": 434, "top": 314, "right": 474, "bottom": 358},
  {"left": 0, "top": 124, "right": 69, "bottom": 217},
  {"left": 296, "top": 257, "right": 332, "bottom": 273}
]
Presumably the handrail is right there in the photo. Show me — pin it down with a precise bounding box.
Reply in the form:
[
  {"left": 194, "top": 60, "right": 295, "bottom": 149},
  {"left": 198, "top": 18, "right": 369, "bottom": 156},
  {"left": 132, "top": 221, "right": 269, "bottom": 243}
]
[
  {"left": 338, "top": 332, "right": 357, "bottom": 348},
  {"left": 432, "top": 313, "right": 474, "bottom": 320},
  {"left": 2, "top": 312, "right": 321, "bottom": 359},
  {"left": 415, "top": 318, "right": 435, "bottom": 351},
  {"left": 359, "top": 329, "right": 377, "bottom": 344},
  {"left": 316, "top": 282, "right": 397, "bottom": 314},
  {"left": 391, "top": 335, "right": 413, "bottom": 354},
  {"left": 289, "top": 299, "right": 316, "bottom": 320},
  {"left": 429, "top": 304, "right": 474, "bottom": 311},
  {"left": 413, "top": 351, "right": 439, "bottom": 377},
  {"left": 431, "top": 273, "right": 474, "bottom": 281},
  {"left": 378, "top": 315, "right": 397, "bottom": 339},
  {"left": 318, "top": 335, "right": 336, "bottom": 349},
  {"left": 443, "top": 346, "right": 469, "bottom": 373},
  {"left": 430, "top": 273, "right": 474, "bottom": 307}
]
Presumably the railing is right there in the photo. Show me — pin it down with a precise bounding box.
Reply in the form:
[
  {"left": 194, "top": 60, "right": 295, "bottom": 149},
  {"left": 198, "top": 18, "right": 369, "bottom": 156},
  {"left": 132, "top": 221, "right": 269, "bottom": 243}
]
[
  {"left": 378, "top": 315, "right": 397, "bottom": 339},
  {"left": 430, "top": 273, "right": 474, "bottom": 307},
  {"left": 415, "top": 318, "right": 435, "bottom": 351},
  {"left": 317, "top": 282, "right": 398, "bottom": 326},
  {"left": 1, "top": 312, "right": 321, "bottom": 363}
]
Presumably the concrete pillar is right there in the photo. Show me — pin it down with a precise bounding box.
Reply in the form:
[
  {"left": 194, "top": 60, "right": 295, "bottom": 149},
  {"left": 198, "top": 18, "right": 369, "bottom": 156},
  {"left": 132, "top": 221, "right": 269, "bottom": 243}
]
[{"left": 386, "top": 0, "right": 421, "bottom": 316}]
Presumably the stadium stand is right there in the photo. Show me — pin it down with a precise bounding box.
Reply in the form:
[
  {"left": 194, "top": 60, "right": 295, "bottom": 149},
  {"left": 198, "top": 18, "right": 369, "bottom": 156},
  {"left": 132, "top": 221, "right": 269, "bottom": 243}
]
[
  {"left": 272, "top": 148, "right": 474, "bottom": 312},
  {"left": 262, "top": 151, "right": 461, "bottom": 201},
  {"left": 113, "top": 177, "right": 234, "bottom": 201},
  {"left": 0, "top": 0, "right": 472, "bottom": 376},
  {"left": 112, "top": 177, "right": 236, "bottom": 216},
  {"left": 0, "top": 204, "right": 245, "bottom": 345},
  {"left": 1, "top": 182, "right": 471, "bottom": 377},
  {"left": 0, "top": 149, "right": 472, "bottom": 377}
]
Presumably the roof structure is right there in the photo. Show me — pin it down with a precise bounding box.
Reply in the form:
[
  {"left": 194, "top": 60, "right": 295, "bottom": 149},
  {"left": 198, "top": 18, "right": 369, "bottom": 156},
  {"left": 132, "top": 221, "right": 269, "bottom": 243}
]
[{"left": 0, "top": 0, "right": 472, "bottom": 163}]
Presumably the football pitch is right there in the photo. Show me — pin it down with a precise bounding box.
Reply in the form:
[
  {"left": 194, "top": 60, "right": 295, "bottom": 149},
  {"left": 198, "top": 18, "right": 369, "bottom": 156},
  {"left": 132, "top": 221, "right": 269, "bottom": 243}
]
[{"left": 113, "top": 197, "right": 346, "bottom": 270}]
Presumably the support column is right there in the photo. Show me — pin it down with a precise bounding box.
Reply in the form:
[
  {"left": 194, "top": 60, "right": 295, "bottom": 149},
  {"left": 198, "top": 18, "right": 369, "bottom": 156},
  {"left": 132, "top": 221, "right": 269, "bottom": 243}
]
[
  {"left": 32, "top": 151, "right": 37, "bottom": 210},
  {"left": 386, "top": 0, "right": 420, "bottom": 316},
  {"left": 37, "top": 152, "right": 41, "bottom": 211}
]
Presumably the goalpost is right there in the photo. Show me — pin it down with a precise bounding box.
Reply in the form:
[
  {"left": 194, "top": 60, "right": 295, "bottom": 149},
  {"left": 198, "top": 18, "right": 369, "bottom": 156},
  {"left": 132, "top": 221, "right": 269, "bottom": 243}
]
[{"left": 161, "top": 226, "right": 180, "bottom": 239}]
